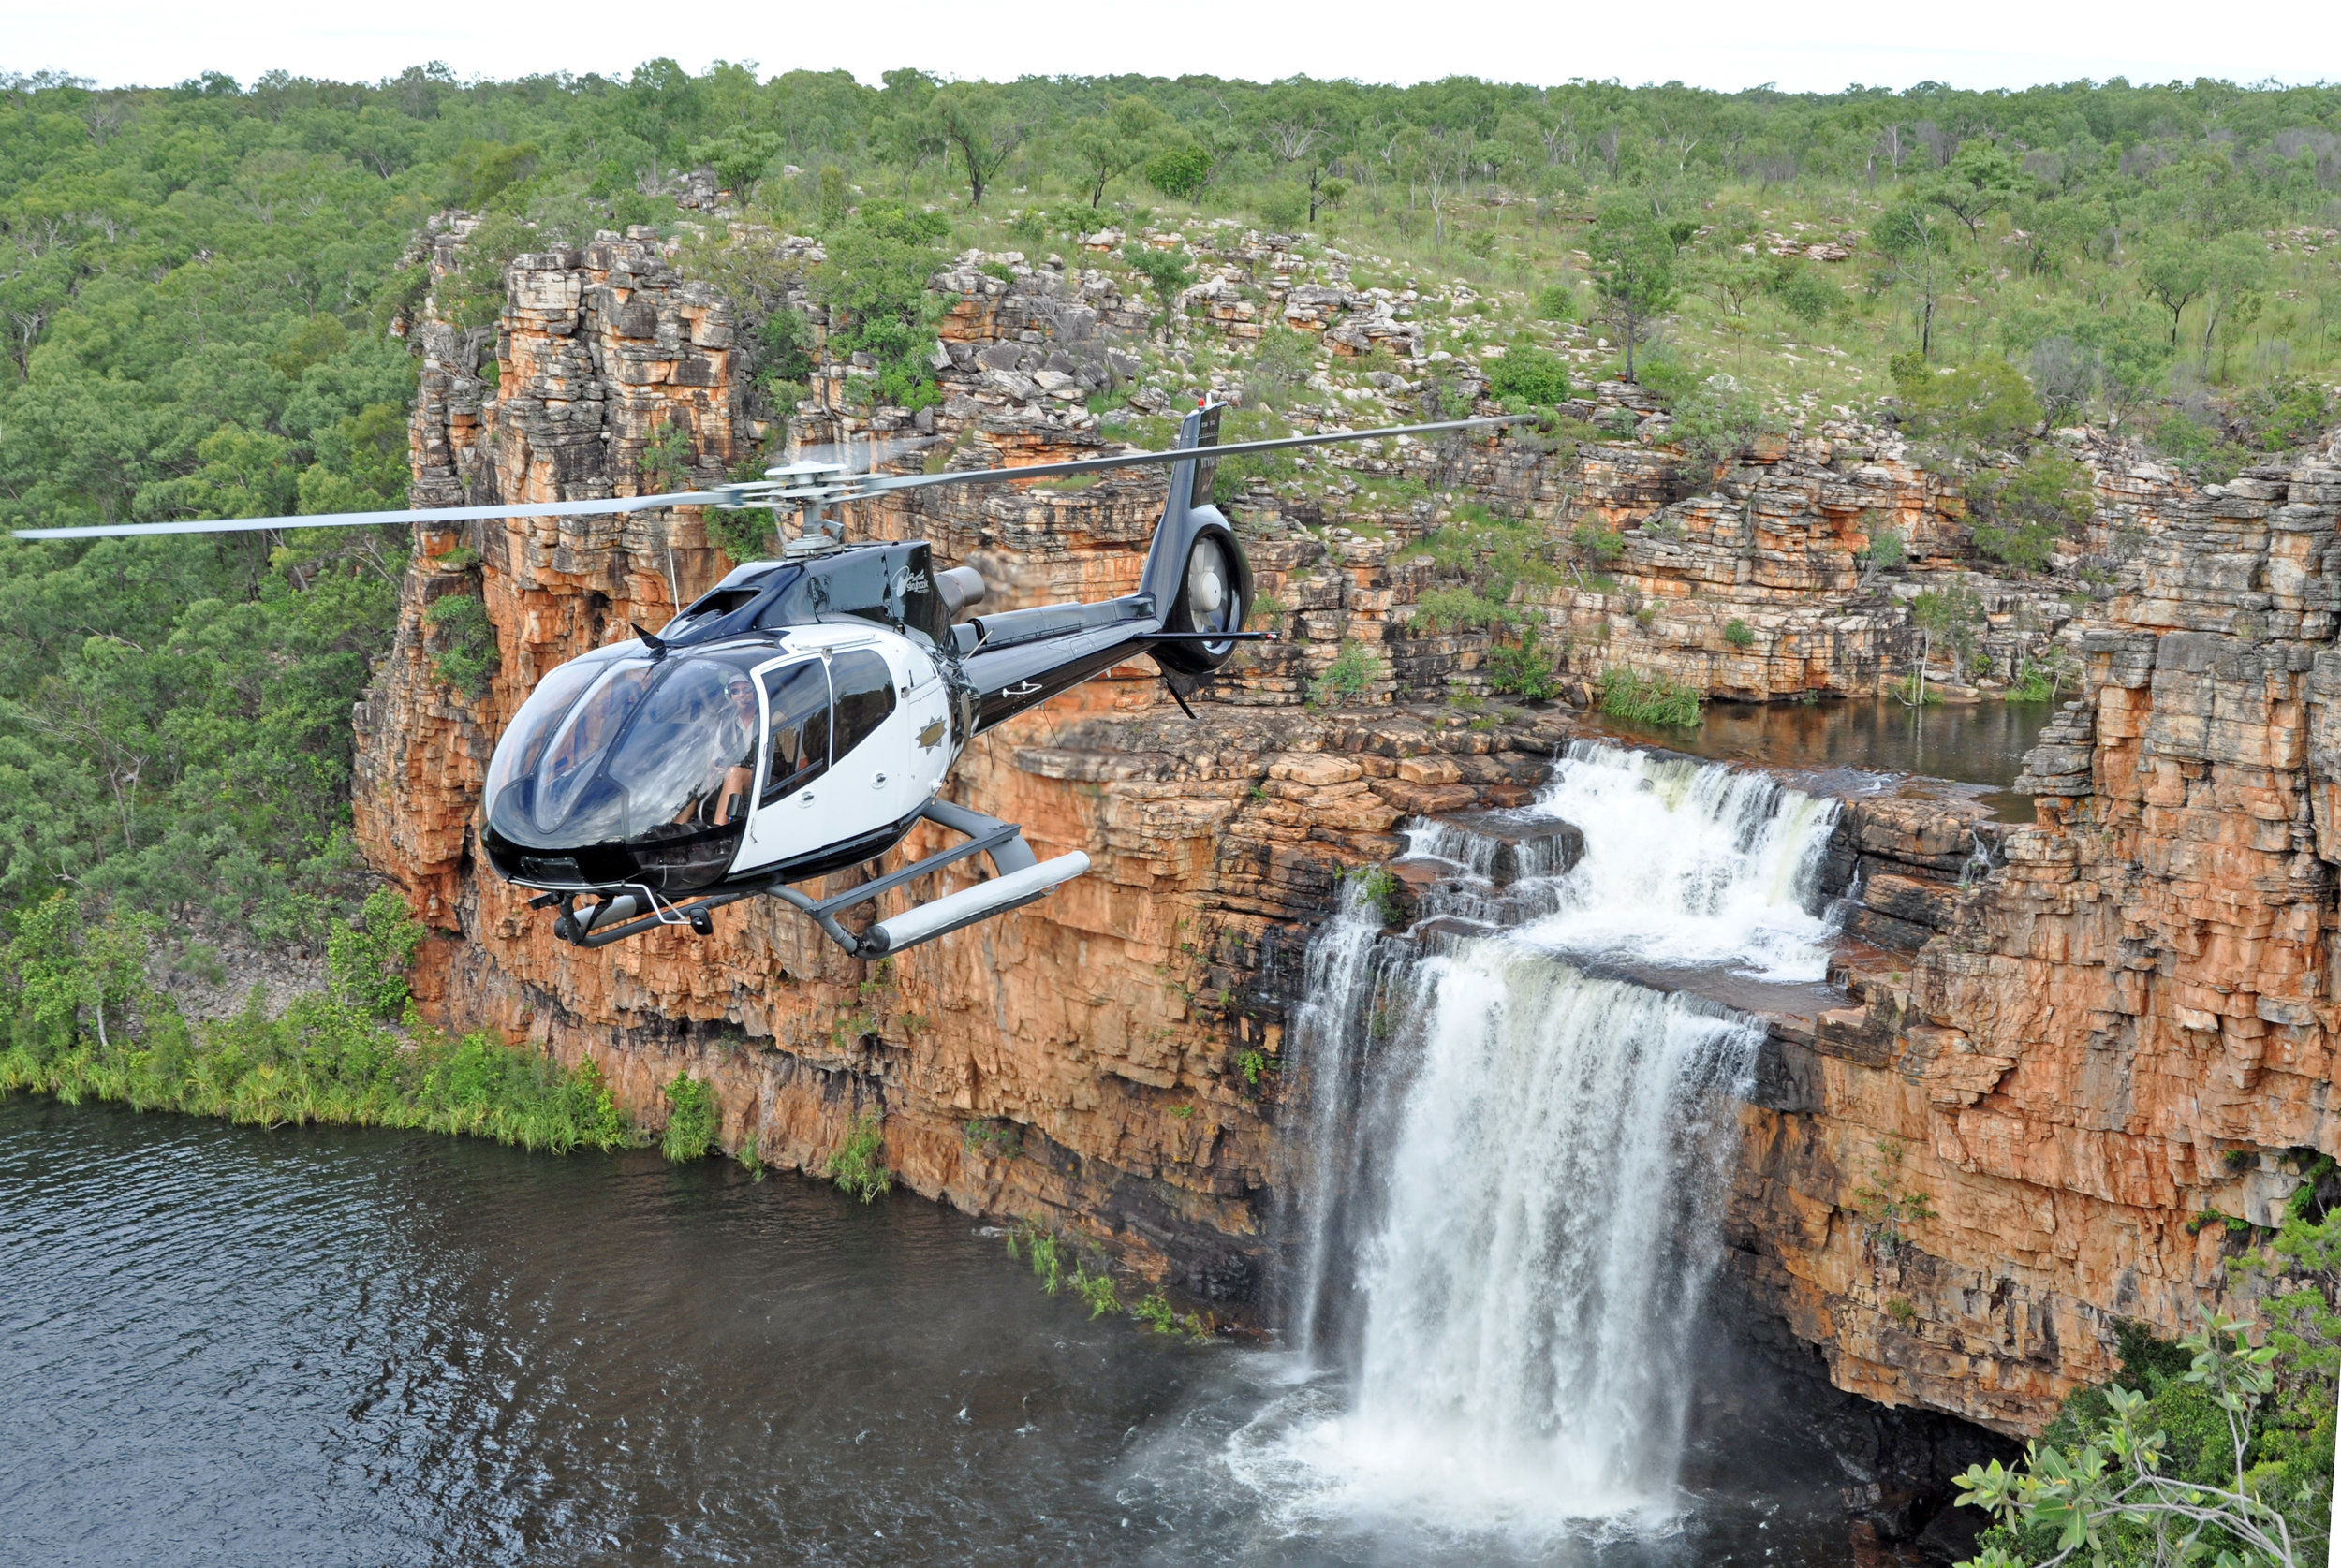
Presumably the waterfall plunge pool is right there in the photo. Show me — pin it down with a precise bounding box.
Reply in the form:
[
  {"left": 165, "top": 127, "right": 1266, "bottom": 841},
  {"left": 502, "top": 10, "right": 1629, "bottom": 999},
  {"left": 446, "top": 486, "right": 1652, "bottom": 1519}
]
[{"left": 0, "top": 1094, "right": 1900, "bottom": 1567}]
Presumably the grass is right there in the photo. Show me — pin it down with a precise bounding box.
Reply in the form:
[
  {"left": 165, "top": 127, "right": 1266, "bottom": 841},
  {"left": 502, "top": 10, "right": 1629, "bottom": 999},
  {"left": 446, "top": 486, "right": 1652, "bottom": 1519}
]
[
  {"left": 1343, "top": 865, "right": 1405, "bottom": 925},
  {"left": 1006, "top": 1219, "right": 1214, "bottom": 1341},
  {"left": 825, "top": 1109, "right": 893, "bottom": 1202},
  {"left": 1, "top": 990, "right": 632, "bottom": 1153},
  {"left": 1598, "top": 667, "right": 1704, "bottom": 728},
  {"left": 660, "top": 1072, "right": 717, "bottom": 1162}
]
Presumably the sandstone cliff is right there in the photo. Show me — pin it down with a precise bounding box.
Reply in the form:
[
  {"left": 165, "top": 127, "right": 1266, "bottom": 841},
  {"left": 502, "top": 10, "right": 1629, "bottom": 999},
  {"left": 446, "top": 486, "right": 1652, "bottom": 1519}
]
[
  {"left": 1732, "top": 443, "right": 2341, "bottom": 1433},
  {"left": 356, "top": 216, "right": 2341, "bottom": 1437}
]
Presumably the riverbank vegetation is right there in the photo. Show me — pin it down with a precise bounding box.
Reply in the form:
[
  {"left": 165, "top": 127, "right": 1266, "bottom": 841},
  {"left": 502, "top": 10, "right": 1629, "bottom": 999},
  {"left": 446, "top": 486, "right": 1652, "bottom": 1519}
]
[
  {"left": 0, "top": 888, "right": 631, "bottom": 1151},
  {"left": 1957, "top": 1179, "right": 2341, "bottom": 1567}
]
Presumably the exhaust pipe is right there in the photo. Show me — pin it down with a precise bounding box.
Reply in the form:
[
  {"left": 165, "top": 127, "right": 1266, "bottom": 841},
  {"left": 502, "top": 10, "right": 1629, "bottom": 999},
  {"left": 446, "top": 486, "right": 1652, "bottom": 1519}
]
[{"left": 861, "top": 853, "right": 1089, "bottom": 957}]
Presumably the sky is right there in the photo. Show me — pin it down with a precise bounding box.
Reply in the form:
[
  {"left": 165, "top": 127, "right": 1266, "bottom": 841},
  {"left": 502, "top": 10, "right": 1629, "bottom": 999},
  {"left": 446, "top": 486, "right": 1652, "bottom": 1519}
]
[{"left": 10, "top": 0, "right": 2334, "bottom": 95}]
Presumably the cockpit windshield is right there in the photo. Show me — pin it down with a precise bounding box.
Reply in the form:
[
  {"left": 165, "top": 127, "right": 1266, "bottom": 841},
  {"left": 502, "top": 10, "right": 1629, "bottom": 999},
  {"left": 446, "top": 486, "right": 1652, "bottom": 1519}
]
[{"left": 483, "top": 649, "right": 768, "bottom": 859}]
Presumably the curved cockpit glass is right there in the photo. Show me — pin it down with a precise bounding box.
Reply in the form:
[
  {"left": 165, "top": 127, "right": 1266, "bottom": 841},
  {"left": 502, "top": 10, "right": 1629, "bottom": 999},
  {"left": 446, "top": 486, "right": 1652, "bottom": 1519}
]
[{"left": 483, "top": 644, "right": 776, "bottom": 890}]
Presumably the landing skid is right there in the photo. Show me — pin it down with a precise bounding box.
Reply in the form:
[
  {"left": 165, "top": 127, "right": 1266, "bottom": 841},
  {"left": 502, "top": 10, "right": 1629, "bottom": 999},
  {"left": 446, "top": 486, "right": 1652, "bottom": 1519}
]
[{"left": 548, "top": 799, "right": 1087, "bottom": 960}]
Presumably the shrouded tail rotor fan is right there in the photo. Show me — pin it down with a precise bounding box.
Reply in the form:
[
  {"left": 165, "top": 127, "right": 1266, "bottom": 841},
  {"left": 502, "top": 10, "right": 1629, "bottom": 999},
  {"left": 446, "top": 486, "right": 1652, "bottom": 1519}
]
[{"left": 1154, "top": 525, "right": 1252, "bottom": 674}]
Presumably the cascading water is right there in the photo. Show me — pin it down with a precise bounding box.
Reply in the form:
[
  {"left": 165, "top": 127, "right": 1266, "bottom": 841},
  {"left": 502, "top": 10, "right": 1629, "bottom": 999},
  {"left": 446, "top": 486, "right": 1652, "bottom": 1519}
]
[
  {"left": 1517, "top": 740, "right": 1843, "bottom": 983},
  {"left": 1245, "top": 740, "right": 1848, "bottom": 1541}
]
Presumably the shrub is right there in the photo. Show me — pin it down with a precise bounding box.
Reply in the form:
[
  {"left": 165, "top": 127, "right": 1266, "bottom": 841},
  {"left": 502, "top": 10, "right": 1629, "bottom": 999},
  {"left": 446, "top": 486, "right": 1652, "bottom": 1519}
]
[
  {"left": 1598, "top": 667, "right": 1703, "bottom": 727},
  {"left": 326, "top": 887, "right": 424, "bottom": 1018},
  {"left": 1308, "top": 641, "right": 1378, "bottom": 707},
  {"left": 2245, "top": 376, "right": 2335, "bottom": 452},
  {"left": 1247, "top": 325, "right": 1316, "bottom": 401},
  {"left": 1122, "top": 242, "right": 1195, "bottom": 313},
  {"left": 1, "top": 893, "right": 631, "bottom": 1153},
  {"left": 2150, "top": 408, "right": 2253, "bottom": 484},
  {"left": 1144, "top": 143, "right": 1213, "bottom": 202},
  {"left": 814, "top": 202, "right": 949, "bottom": 411},
  {"left": 1891, "top": 354, "right": 2041, "bottom": 451},
  {"left": 1774, "top": 263, "right": 1839, "bottom": 324},
  {"left": 660, "top": 1072, "right": 717, "bottom": 1162},
  {"left": 1972, "top": 447, "right": 2095, "bottom": 572},
  {"left": 1533, "top": 282, "right": 1576, "bottom": 321},
  {"left": 1487, "top": 630, "right": 1565, "bottom": 699},
  {"left": 1485, "top": 344, "right": 1572, "bottom": 411},
  {"left": 422, "top": 591, "right": 496, "bottom": 697},
  {"left": 1412, "top": 585, "right": 1514, "bottom": 635},
  {"left": 826, "top": 1109, "right": 892, "bottom": 1202},
  {"left": 1258, "top": 186, "right": 1307, "bottom": 230},
  {"left": 1723, "top": 618, "right": 1757, "bottom": 650}
]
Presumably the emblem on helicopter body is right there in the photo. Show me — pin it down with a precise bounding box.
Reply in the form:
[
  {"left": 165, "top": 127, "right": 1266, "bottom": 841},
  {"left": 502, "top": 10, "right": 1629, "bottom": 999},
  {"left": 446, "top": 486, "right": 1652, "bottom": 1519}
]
[{"left": 916, "top": 718, "right": 946, "bottom": 749}]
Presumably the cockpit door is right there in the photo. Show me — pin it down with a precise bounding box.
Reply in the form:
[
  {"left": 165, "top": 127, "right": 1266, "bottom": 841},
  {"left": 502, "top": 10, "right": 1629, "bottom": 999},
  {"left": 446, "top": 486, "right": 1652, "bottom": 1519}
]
[{"left": 736, "top": 655, "right": 832, "bottom": 872}]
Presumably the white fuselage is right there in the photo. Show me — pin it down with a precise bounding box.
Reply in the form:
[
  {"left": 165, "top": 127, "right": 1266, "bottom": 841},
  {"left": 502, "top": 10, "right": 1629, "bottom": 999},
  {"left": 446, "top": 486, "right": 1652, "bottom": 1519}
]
[{"left": 731, "top": 623, "right": 960, "bottom": 876}]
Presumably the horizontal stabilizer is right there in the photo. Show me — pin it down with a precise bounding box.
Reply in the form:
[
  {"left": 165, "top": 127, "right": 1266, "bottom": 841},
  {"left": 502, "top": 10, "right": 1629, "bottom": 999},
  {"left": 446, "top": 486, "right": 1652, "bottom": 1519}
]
[{"left": 861, "top": 852, "right": 1090, "bottom": 957}]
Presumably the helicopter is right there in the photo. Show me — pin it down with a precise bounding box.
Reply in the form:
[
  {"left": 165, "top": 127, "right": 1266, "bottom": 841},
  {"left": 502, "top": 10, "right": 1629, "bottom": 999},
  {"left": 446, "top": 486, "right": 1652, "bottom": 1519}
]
[{"left": 18, "top": 403, "right": 1524, "bottom": 960}]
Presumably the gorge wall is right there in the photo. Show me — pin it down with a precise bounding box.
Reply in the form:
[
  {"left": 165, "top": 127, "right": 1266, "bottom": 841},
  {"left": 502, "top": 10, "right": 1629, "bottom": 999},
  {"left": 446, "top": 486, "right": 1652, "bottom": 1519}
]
[{"left": 355, "top": 214, "right": 2341, "bottom": 1438}]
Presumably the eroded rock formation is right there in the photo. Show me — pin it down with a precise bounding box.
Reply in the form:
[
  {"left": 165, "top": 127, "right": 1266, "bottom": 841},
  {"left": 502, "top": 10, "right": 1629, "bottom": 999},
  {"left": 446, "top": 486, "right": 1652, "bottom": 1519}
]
[
  {"left": 1733, "top": 447, "right": 2341, "bottom": 1433},
  {"left": 358, "top": 218, "right": 2341, "bottom": 1437}
]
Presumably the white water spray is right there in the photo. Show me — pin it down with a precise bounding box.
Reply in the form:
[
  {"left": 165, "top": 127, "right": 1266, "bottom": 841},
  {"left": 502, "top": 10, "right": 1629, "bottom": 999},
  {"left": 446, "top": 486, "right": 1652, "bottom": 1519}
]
[
  {"left": 1254, "top": 741, "right": 1848, "bottom": 1535},
  {"left": 1517, "top": 741, "right": 1842, "bottom": 982}
]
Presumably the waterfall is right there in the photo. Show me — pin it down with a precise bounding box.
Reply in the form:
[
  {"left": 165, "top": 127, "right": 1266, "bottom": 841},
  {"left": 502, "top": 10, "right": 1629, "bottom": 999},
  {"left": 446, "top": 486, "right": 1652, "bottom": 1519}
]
[
  {"left": 1249, "top": 741, "right": 1846, "bottom": 1535},
  {"left": 1278, "top": 877, "right": 1387, "bottom": 1365}
]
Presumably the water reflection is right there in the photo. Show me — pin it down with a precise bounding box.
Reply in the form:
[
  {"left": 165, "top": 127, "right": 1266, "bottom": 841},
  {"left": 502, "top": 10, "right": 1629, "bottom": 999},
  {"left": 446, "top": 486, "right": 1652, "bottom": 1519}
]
[
  {"left": 2, "top": 1098, "right": 1863, "bottom": 1566},
  {"left": 1587, "top": 697, "right": 2056, "bottom": 821}
]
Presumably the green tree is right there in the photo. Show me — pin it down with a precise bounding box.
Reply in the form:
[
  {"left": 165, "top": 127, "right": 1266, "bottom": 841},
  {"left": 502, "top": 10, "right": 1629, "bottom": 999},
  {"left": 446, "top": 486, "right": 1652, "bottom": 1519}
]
[
  {"left": 2197, "top": 232, "right": 2270, "bottom": 378},
  {"left": 932, "top": 82, "right": 1024, "bottom": 207},
  {"left": 814, "top": 202, "right": 949, "bottom": 410},
  {"left": 2138, "top": 241, "right": 2216, "bottom": 348},
  {"left": 1145, "top": 141, "right": 1215, "bottom": 203},
  {"left": 1875, "top": 200, "right": 1954, "bottom": 359},
  {"left": 1955, "top": 1313, "right": 2318, "bottom": 1568},
  {"left": 1587, "top": 198, "right": 1677, "bottom": 382},
  {"left": 1927, "top": 139, "right": 2029, "bottom": 242},
  {"left": 1972, "top": 448, "right": 2097, "bottom": 572},
  {"left": 686, "top": 127, "right": 783, "bottom": 197},
  {"left": 1068, "top": 96, "right": 1167, "bottom": 208}
]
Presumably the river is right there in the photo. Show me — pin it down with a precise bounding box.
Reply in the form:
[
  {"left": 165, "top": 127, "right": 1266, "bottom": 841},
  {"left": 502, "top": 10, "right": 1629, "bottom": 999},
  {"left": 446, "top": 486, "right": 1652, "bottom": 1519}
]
[{"left": 4, "top": 1092, "right": 1871, "bottom": 1566}]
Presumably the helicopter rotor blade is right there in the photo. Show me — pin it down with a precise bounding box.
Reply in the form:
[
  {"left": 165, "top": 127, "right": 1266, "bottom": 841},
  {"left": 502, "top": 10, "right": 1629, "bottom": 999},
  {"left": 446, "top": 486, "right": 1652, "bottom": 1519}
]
[
  {"left": 854, "top": 414, "right": 1532, "bottom": 498},
  {"left": 10, "top": 490, "right": 729, "bottom": 541},
  {"left": 784, "top": 432, "right": 947, "bottom": 476}
]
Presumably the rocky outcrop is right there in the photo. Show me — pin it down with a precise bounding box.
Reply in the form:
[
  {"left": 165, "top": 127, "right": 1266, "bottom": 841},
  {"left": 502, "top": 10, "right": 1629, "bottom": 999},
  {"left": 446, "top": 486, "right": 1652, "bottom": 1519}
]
[
  {"left": 359, "top": 215, "right": 2341, "bottom": 1437},
  {"left": 1730, "top": 448, "right": 2341, "bottom": 1434},
  {"left": 355, "top": 226, "right": 1570, "bottom": 1304}
]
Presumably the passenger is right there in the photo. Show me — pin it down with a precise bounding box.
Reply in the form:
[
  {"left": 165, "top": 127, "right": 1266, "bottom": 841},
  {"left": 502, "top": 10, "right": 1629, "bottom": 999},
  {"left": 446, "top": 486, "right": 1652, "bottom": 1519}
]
[{"left": 707, "top": 675, "right": 760, "bottom": 827}]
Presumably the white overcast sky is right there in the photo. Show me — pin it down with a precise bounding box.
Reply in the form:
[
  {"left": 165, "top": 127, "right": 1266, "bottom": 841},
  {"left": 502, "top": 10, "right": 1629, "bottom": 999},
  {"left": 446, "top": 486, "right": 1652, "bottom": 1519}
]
[{"left": 9, "top": 0, "right": 2333, "bottom": 94}]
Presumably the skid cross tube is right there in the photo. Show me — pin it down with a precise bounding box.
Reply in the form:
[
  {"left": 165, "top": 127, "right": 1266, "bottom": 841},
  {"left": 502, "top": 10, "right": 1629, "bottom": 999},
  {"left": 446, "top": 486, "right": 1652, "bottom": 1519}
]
[{"left": 567, "top": 799, "right": 1038, "bottom": 956}]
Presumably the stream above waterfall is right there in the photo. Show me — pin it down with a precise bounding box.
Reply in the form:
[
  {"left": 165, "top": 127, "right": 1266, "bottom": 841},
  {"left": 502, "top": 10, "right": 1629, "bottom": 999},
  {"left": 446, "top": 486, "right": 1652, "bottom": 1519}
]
[{"left": 1586, "top": 696, "right": 2056, "bottom": 822}]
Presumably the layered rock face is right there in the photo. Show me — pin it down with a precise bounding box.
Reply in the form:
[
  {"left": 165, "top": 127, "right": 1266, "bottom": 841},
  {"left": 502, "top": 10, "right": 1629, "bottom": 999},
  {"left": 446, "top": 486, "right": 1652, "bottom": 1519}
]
[
  {"left": 356, "top": 229, "right": 1564, "bottom": 1302},
  {"left": 359, "top": 218, "right": 2341, "bottom": 1438},
  {"left": 1731, "top": 447, "right": 2341, "bottom": 1433}
]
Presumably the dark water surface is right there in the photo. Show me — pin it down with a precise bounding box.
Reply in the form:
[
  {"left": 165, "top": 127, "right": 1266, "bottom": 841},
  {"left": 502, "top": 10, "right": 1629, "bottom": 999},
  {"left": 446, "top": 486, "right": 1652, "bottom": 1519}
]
[
  {"left": 1588, "top": 696, "right": 2056, "bottom": 821},
  {"left": 2, "top": 1097, "right": 1868, "bottom": 1567}
]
